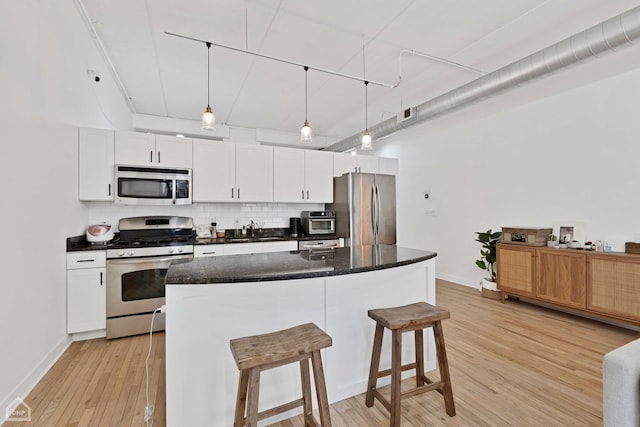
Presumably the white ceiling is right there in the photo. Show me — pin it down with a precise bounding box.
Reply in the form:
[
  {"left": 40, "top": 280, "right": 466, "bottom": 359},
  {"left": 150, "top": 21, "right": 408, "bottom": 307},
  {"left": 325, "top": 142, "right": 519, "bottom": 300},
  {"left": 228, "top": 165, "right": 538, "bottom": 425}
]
[{"left": 81, "top": 0, "right": 640, "bottom": 144}]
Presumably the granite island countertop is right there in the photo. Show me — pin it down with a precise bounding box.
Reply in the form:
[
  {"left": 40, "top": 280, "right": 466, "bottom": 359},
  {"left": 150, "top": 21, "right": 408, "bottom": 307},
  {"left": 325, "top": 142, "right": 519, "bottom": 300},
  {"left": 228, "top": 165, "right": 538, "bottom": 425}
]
[{"left": 165, "top": 245, "right": 436, "bottom": 284}]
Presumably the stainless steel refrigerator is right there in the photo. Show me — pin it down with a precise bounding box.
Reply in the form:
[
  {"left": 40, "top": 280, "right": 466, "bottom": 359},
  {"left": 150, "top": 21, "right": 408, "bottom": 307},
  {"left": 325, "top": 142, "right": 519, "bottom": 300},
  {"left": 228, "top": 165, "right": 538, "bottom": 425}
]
[{"left": 328, "top": 172, "right": 396, "bottom": 246}]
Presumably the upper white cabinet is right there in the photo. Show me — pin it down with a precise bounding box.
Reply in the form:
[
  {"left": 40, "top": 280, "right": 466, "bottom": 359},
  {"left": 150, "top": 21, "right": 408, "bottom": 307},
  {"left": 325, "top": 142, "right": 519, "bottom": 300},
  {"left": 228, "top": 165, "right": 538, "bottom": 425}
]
[
  {"left": 333, "top": 153, "right": 380, "bottom": 176},
  {"left": 193, "top": 140, "right": 273, "bottom": 202},
  {"left": 115, "top": 131, "right": 193, "bottom": 168},
  {"left": 79, "top": 128, "right": 114, "bottom": 201},
  {"left": 378, "top": 157, "right": 399, "bottom": 175},
  {"left": 273, "top": 147, "right": 333, "bottom": 203}
]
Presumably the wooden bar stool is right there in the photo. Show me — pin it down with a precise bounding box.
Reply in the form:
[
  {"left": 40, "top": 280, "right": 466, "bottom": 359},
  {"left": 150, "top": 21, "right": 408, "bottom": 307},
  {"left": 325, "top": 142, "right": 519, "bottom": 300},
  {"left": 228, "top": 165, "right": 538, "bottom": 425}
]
[
  {"left": 365, "top": 302, "right": 455, "bottom": 426},
  {"left": 230, "top": 323, "right": 333, "bottom": 427}
]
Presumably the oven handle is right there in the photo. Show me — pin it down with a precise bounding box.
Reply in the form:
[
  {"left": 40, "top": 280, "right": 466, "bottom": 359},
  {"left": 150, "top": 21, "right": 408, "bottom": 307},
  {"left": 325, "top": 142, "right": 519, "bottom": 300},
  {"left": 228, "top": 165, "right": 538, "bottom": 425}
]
[{"left": 107, "top": 255, "right": 193, "bottom": 264}]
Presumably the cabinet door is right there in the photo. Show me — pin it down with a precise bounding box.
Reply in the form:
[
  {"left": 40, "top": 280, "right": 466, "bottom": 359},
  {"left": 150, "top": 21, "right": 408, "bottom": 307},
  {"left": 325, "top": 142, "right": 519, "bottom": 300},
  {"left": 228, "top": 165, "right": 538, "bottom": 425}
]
[
  {"left": 357, "top": 155, "right": 380, "bottom": 174},
  {"left": 333, "top": 152, "right": 358, "bottom": 177},
  {"left": 262, "top": 241, "right": 298, "bottom": 253},
  {"left": 536, "top": 249, "right": 586, "bottom": 309},
  {"left": 273, "top": 147, "right": 305, "bottom": 202},
  {"left": 305, "top": 150, "right": 334, "bottom": 202},
  {"left": 78, "top": 128, "right": 114, "bottom": 201},
  {"left": 588, "top": 256, "right": 640, "bottom": 322},
  {"left": 192, "top": 139, "right": 236, "bottom": 202},
  {"left": 67, "top": 268, "right": 106, "bottom": 333},
  {"left": 378, "top": 157, "right": 399, "bottom": 175},
  {"left": 235, "top": 144, "right": 273, "bottom": 202},
  {"left": 115, "top": 131, "right": 155, "bottom": 165},
  {"left": 155, "top": 135, "right": 193, "bottom": 168},
  {"left": 496, "top": 245, "right": 536, "bottom": 296},
  {"left": 194, "top": 245, "right": 224, "bottom": 258},
  {"left": 222, "top": 243, "right": 263, "bottom": 255}
]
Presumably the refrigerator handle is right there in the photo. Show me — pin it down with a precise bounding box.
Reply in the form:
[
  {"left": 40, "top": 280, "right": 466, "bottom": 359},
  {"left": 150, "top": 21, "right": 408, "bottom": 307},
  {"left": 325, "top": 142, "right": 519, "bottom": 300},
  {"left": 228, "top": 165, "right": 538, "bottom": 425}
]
[
  {"left": 371, "top": 184, "right": 377, "bottom": 240},
  {"left": 375, "top": 183, "right": 380, "bottom": 243}
]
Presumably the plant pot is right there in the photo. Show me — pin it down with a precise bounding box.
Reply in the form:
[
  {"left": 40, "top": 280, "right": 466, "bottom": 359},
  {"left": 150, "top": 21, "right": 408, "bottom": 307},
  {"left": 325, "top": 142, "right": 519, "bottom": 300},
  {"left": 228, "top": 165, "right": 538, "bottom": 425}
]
[
  {"left": 482, "top": 278, "right": 497, "bottom": 291},
  {"left": 547, "top": 241, "right": 556, "bottom": 247}
]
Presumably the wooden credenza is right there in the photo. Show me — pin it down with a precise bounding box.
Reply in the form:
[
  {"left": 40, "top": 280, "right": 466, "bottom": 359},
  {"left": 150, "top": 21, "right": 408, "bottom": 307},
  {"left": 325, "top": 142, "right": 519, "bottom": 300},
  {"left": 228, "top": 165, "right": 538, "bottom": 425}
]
[{"left": 497, "top": 243, "right": 640, "bottom": 325}]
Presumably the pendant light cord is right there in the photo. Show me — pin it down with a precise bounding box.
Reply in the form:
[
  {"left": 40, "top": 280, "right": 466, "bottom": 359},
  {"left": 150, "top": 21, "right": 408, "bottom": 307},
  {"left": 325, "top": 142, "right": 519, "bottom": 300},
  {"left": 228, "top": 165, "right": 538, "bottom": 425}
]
[
  {"left": 365, "top": 81, "right": 369, "bottom": 131},
  {"left": 206, "top": 42, "right": 211, "bottom": 107},
  {"left": 304, "top": 66, "right": 309, "bottom": 121}
]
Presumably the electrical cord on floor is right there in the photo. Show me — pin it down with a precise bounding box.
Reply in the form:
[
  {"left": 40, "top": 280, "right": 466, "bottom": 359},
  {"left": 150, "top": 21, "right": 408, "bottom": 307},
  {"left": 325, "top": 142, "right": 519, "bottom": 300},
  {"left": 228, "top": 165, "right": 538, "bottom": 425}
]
[{"left": 144, "top": 307, "right": 161, "bottom": 427}]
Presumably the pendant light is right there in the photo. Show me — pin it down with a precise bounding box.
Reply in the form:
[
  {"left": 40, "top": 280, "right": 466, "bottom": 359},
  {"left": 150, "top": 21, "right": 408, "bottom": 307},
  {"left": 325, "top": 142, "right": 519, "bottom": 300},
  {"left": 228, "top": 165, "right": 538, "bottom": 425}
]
[
  {"left": 300, "top": 66, "right": 312, "bottom": 142},
  {"left": 201, "top": 42, "right": 216, "bottom": 130},
  {"left": 361, "top": 80, "right": 372, "bottom": 150}
]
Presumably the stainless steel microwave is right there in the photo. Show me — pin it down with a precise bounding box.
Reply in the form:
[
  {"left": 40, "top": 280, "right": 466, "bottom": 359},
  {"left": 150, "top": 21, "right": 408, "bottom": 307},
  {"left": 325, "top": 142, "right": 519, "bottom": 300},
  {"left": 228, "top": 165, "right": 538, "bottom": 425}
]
[
  {"left": 114, "top": 165, "right": 192, "bottom": 205},
  {"left": 301, "top": 210, "right": 336, "bottom": 235}
]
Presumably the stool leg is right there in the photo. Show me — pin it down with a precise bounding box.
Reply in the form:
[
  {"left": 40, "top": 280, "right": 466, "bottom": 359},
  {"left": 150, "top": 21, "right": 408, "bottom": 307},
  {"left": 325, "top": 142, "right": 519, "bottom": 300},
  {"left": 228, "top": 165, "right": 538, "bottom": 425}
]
[
  {"left": 433, "top": 321, "right": 456, "bottom": 417},
  {"left": 365, "top": 324, "right": 384, "bottom": 407},
  {"left": 299, "top": 358, "right": 313, "bottom": 426},
  {"left": 311, "top": 350, "right": 332, "bottom": 427},
  {"left": 415, "top": 329, "right": 425, "bottom": 387},
  {"left": 245, "top": 367, "right": 261, "bottom": 427},
  {"left": 390, "top": 329, "right": 402, "bottom": 427},
  {"left": 234, "top": 369, "right": 250, "bottom": 427}
]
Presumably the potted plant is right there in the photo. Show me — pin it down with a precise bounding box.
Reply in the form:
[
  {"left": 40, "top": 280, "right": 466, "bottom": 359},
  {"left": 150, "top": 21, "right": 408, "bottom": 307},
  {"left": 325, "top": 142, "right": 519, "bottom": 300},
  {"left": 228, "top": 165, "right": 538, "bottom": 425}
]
[
  {"left": 475, "top": 229, "right": 502, "bottom": 292},
  {"left": 547, "top": 234, "right": 557, "bottom": 247}
]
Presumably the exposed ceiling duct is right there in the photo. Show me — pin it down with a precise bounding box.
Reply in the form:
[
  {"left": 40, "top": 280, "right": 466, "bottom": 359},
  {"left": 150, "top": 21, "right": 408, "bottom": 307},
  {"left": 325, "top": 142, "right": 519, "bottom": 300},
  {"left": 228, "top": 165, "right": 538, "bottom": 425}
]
[{"left": 324, "top": 5, "right": 640, "bottom": 153}]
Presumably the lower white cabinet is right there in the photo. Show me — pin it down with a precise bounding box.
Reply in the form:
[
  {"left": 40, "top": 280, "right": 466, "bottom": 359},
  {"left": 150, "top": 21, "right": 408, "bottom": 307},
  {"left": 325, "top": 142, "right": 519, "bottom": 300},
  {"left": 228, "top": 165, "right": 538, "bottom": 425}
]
[
  {"left": 67, "top": 252, "right": 106, "bottom": 334},
  {"left": 194, "top": 241, "right": 298, "bottom": 258}
]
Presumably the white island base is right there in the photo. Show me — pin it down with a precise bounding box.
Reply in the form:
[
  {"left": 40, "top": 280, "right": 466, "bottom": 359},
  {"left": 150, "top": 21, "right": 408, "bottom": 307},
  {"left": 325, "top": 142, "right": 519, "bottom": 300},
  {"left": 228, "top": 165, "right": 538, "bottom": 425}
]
[{"left": 166, "top": 258, "right": 436, "bottom": 426}]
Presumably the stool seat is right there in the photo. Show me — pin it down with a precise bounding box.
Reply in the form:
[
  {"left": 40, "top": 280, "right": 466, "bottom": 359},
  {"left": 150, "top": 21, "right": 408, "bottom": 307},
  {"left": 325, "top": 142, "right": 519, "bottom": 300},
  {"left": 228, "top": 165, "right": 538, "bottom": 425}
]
[
  {"left": 368, "top": 302, "right": 450, "bottom": 330},
  {"left": 230, "top": 323, "right": 332, "bottom": 427},
  {"left": 231, "top": 322, "right": 332, "bottom": 370},
  {"left": 366, "top": 301, "right": 455, "bottom": 426}
]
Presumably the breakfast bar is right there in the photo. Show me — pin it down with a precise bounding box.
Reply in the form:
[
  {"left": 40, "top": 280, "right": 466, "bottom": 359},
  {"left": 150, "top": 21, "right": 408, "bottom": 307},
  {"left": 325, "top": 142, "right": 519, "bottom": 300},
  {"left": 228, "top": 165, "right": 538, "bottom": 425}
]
[{"left": 164, "top": 245, "right": 437, "bottom": 427}]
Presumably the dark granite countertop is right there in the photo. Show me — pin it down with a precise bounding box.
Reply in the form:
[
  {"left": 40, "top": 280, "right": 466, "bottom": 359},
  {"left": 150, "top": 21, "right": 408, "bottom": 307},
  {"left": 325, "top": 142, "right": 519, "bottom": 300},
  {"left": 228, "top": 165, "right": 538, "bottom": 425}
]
[
  {"left": 165, "top": 245, "right": 436, "bottom": 284},
  {"left": 67, "top": 231, "right": 341, "bottom": 252}
]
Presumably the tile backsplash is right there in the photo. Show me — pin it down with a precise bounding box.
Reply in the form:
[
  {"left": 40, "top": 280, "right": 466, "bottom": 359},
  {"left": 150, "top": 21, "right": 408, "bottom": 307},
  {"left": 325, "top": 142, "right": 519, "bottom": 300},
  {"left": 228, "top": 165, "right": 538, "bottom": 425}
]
[{"left": 86, "top": 201, "right": 324, "bottom": 232}]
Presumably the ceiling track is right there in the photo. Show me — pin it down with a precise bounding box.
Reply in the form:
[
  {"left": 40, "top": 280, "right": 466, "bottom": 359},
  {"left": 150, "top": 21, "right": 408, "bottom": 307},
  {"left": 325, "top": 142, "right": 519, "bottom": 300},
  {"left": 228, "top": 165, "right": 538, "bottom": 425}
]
[{"left": 323, "top": 5, "right": 640, "bottom": 153}]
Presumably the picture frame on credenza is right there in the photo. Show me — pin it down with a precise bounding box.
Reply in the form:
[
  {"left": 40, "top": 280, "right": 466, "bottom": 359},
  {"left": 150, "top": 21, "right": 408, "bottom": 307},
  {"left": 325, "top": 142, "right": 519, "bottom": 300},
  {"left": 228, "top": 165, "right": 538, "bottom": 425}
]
[{"left": 552, "top": 221, "right": 586, "bottom": 246}]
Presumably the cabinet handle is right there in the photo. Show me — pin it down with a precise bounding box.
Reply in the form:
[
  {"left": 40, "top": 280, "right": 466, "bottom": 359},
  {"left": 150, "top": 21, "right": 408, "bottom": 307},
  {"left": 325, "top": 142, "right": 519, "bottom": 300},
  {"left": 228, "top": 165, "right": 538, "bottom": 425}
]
[
  {"left": 238, "top": 188, "right": 240, "bottom": 199},
  {"left": 201, "top": 251, "right": 217, "bottom": 255},
  {"left": 100, "top": 271, "right": 103, "bottom": 286},
  {"left": 306, "top": 190, "right": 309, "bottom": 199},
  {"left": 301, "top": 190, "right": 305, "bottom": 200},
  {"left": 108, "top": 183, "right": 111, "bottom": 196},
  {"left": 158, "top": 151, "right": 161, "bottom": 163},
  {"left": 77, "top": 259, "right": 95, "bottom": 263},
  {"left": 150, "top": 150, "right": 153, "bottom": 163},
  {"left": 231, "top": 188, "right": 234, "bottom": 199}
]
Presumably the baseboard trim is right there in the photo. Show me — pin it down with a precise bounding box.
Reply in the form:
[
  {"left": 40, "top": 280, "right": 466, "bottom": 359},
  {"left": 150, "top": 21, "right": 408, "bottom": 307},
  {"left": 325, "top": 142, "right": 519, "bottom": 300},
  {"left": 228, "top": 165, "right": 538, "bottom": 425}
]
[
  {"left": 0, "top": 334, "right": 72, "bottom": 424},
  {"left": 436, "top": 273, "right": 479, "bottom": 289},
  {"left": 71, "top": 329, "right": 106, "bottom": 342}
]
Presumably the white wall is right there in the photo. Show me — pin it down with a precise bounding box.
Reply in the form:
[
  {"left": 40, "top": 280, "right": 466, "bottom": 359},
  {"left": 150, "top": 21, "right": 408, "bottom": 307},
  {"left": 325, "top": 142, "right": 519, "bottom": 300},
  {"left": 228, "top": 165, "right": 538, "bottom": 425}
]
[
  {"left": 374, "top": 51, "right": 640, "bottom": 289},
  {"left": 0, "top": 0, "right": 132, "bottom": 420}
]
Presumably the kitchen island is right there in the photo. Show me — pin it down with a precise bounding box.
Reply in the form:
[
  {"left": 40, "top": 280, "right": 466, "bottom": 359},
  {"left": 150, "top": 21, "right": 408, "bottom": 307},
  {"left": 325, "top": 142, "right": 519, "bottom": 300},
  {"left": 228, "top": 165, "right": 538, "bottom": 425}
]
[{"left": 164, "top": 245, "right": 437, "bottom": 427}]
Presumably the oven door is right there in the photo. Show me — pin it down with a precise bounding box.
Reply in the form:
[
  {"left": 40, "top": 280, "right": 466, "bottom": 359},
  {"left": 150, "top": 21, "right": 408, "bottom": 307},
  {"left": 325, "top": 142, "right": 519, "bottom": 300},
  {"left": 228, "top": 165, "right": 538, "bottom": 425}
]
[
  {"left": 106, "top": 254, "right": 193, "bottom": 318},
  {"left": 307, "top": 218, "right": 336, "bottom": 234}
]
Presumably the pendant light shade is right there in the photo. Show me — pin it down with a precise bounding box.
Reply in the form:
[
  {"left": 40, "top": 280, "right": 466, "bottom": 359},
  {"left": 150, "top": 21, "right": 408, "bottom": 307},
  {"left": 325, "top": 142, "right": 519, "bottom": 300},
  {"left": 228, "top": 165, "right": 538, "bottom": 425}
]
[
  {"left": 361, "top": 81, "right": 372, "bottom": 150},
  {"left": 300, "top": 66, "right": 312, "bottom": 142},
  {"left": 201, "top": 42, "right": 216, "bottom": 130}
]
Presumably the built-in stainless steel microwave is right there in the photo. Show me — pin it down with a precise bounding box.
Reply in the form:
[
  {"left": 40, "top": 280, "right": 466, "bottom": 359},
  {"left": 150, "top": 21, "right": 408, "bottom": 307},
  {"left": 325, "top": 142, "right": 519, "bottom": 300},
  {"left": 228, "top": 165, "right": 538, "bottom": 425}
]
[
  {"left": 114, "top": 165, "right": 192, "bottom": 205},
  {"left": 302, "top": 210, "right": 336, "bottom": 235}
]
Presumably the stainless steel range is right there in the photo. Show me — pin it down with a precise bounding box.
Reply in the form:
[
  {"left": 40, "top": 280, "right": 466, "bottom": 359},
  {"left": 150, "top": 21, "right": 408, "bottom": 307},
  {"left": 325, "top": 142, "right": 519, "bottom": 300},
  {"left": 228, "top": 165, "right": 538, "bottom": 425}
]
[{"left": 106, "top": 216, "right": 194, "bottom": 339}]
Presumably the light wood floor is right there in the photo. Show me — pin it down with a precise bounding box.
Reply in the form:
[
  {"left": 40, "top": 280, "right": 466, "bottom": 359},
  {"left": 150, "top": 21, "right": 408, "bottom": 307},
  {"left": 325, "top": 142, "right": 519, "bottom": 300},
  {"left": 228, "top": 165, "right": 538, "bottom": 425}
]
[{"left": 8, "top": 280, "right": 638, "bottom": 426}]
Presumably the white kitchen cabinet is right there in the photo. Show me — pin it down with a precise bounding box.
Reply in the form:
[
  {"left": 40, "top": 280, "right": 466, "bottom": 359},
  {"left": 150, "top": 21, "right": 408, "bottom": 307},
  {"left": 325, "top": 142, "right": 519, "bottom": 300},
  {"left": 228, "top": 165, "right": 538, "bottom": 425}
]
[
  {"left": 194, "top": 245, "right": 224, "bottom": 258},
  {"left": 193, "top": 140, "right": 273, "bottom": 202},
  {"left": 333, "top": 152, "right": 380, "bottom": 176},
  {"left": 222, "top": 242, "right": 264, "bottom": 255},
  {"left": 378, "top": 157, "right": 399, "bottom": 175},
  {"left": 67, "top": 251, "right": 106, "bottom": 334},
  {"left": 115, "top": 131, "right": 193, "bottom": 168},
  {"left": 193, "top": 139, "right": 236, "bottom": 201},
  {"left": 78, "top": 128, "right": 114, "bottom": 201},
  {"left": 235, "top": 143, "right": 273, "bottom": 202},
  {"left": 215, "top": 241, "right": 298, "bottom": 256},
  {"left": 273, "top": 147, "right": 333, "bottom": 203}
]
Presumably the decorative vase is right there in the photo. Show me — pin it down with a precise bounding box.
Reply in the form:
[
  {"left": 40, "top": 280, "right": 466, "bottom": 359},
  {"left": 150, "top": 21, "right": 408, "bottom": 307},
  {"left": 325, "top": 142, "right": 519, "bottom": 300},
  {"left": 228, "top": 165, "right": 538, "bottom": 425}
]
[{"left": 482, "top": 278, "right": 497, "bottom": 291}]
